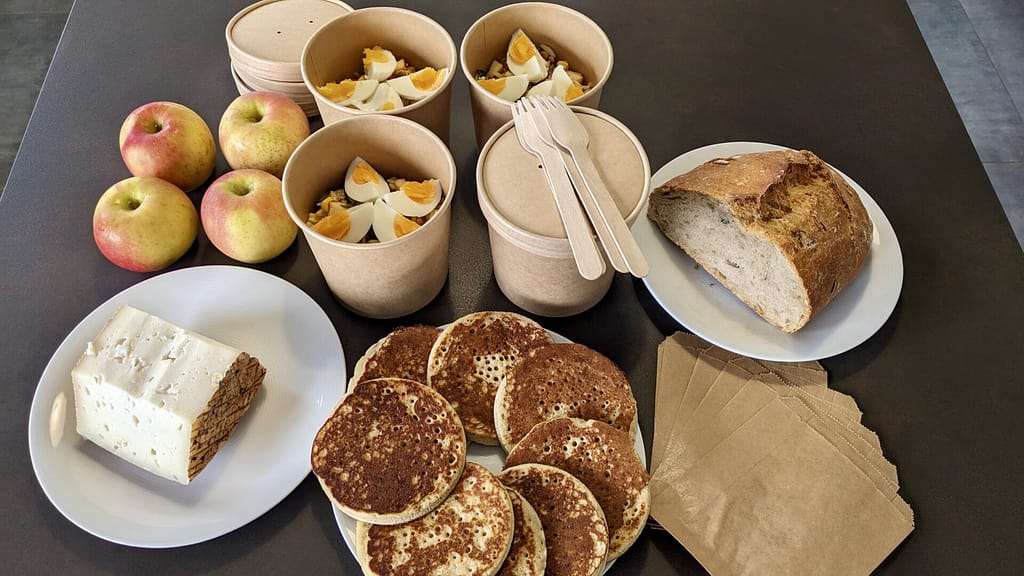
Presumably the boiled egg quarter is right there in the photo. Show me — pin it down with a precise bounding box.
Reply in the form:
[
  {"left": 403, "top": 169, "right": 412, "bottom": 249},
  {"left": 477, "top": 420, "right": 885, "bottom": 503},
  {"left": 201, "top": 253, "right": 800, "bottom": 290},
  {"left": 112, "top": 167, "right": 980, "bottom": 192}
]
[
  {"left": 506, "top": 29, "right": 548, "bottom": 83},
  {"left": 383, "top": 179, "right": 442, "bottom": 217},
  {"left": 551, "top": 65, "right": 585, "bottom": 102},
  {"left": 477, "top": 74, "right": 530, "bottom": 102},
  {"left": 363, "top": 46, "right": 398, "bottom": 81},
  {"left": 344, "top": 157, "right": 390, "bottom": 203},
  {"left": 387, "top": 67, "right": 448, "bottom": 101},
  {"left": 373, "top": 199, "right": 421, "bottom": 242},
  {"left": 312, "top": 202, "right": 374, "bottom": 243},
  {"left": 354, "top": 83, "right": 405, "bottom": 112},
  {"left": 316, "top": 78, "right": 378, "bottom": 105}
]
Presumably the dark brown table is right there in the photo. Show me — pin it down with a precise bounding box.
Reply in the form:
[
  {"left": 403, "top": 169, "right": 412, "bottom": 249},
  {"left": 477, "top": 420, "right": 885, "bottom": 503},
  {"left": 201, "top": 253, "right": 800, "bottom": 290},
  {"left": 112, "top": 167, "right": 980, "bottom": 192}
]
[{"left": 3, "top": 1, "right": 1022, "bottom": 574}]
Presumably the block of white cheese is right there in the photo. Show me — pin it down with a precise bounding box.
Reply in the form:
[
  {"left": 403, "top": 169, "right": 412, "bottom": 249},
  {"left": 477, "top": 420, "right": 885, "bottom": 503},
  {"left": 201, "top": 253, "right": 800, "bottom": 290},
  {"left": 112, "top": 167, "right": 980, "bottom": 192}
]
[{"left": 71, "top": 305, "right": 266, "bottom": 484}]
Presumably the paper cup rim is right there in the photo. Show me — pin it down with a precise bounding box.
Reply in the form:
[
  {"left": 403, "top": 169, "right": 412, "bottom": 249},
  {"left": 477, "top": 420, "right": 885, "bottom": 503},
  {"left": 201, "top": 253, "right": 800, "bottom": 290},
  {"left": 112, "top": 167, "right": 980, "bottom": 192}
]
[
  {"left": 476, "top": 106, "right": 650, "bottom": 257},
  {"left": 459, "top": 1, "right": 614, "bottom": 109},
  {"left": 282, "top": 114, "right": 457, "bottom": 250},
  {"left": 301, "top": 6, "right": 458, "bottom": 118},
  {"left": 226, "top": 0, "right": 354, "bottom": 76}
]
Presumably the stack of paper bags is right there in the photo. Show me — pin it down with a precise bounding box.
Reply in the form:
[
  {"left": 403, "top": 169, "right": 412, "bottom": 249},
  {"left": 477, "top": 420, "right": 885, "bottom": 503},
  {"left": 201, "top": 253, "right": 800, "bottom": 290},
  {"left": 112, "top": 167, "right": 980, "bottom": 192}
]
[{"left": 650, "top": 333, "right": 914, "bottom": 575}]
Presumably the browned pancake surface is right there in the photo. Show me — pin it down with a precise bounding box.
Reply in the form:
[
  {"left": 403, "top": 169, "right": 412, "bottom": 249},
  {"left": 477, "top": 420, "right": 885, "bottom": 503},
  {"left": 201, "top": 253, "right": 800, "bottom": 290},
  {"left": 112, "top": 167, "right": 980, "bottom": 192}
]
[
  {"left": 496, "top": 343, "right": 637, "bottom": 451},
  {"left": 358, "top": 462, "right": 514, "bottom": 576},
  {"left": 499, "top": 463, "right": 608, "bottom": 576},
  {"left": 357, "top": 325, "right": 440, "bottom": 385},
  {"left": 506, "top": 418, "right": 650, "bottom": 560},
  {"left": 497, "top": 487, "right": 546, "bottom": 576},
  {"left": 311, "top": 377, "right": 466, "bottom": 524},
  {"left": 428, "top": 312, "right": 552, "bottom": 445}
]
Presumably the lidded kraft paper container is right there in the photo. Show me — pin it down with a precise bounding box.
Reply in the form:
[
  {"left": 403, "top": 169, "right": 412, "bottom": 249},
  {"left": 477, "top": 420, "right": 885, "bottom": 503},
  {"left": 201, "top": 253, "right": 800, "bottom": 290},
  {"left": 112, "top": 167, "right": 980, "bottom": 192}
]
[
  {"left": 477, "top": 107, "right": 649, "bottom": 317},
  {"left": 301, "top": 7, "right": 457, "bottom": 143},
  {"left": 282, "top": 115, "right": 456, "bottom": 319},
  {"left": 460, "top": 2, "right": 613, "bottom": 148},
  {"left": 226, "top": 0, "right": 353, "bottom": 116}
]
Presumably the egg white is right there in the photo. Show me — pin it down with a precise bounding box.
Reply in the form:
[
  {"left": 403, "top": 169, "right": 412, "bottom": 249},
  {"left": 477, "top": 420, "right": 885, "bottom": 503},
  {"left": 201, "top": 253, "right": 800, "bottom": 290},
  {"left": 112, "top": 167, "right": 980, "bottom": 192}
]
[
  {"left": 506, "top": 29, "right": 548, "bottom": 83},
  {"left": 344, "top": 156, "right": 389, "bottom": 203},
  {"left": 383, "top": 179, "right": 442, "bottom": 217},
  {"left": 387, "top": 67, "right": 448, "bottom": 101},
  {"left": 526, "top": 79, "right": 554, "bottom": 97},
  {"left": 373, "top": 199, "right": 421, "bottom": 242},
  {"left": 477, "top": 74, "right": 530, "bottom": 102},
  {"left": 337, "top": 202, "right": 374, "bottom": 243},
  {"left": 363, "top": 47, "right": 398, "bottom": 81},
  {"left": 354, "top": 83, "right": 405, "bottom": 112}
]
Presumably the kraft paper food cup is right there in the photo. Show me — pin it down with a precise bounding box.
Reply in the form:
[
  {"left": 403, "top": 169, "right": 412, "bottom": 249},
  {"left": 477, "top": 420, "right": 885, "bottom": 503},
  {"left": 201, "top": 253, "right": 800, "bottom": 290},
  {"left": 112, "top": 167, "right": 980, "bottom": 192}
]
[
  {"left": 282, "top": 115, "right": 456, "bottom": 319},
  {"left": 477, "top": 107, "right": 649, "bottom": 317},
  {"left": 460, "top": 2, "right": 613, "bottom": 148},
  {"left": 301, "top": 7, "right": 457, "bottom": 143}
]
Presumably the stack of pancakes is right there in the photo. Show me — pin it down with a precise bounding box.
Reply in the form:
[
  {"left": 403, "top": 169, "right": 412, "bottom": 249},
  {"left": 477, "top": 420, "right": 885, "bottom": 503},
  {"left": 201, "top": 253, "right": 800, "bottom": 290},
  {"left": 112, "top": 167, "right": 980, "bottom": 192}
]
[{"left": 312, "top": 311, "right": 650, "bottom": 575}]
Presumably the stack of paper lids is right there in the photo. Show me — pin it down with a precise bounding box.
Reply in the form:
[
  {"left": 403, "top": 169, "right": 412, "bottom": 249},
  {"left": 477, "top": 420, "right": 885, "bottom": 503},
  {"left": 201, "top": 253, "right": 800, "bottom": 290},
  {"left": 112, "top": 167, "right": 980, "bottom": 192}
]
[{"left": 226, "top": 0, "right": 353, "bottom": 116}]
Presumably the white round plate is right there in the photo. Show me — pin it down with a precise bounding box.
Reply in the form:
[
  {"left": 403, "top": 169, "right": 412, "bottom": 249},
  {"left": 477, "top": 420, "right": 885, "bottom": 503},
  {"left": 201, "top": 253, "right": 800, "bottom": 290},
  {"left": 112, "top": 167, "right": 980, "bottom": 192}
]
[
  {"left": 331, "top": 330, "right": 646, "bottom": 572},
  {"left": 28, "top": 266, "right": 346, "bottom": 548},
  {"left": 634, "top": 141, "right": 903, "bottom": 362}
]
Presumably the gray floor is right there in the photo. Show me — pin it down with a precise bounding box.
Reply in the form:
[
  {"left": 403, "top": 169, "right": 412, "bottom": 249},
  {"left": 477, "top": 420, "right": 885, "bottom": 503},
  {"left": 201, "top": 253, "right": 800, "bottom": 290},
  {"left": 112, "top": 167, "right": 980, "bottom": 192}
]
[{"left": 1, "top": 1, "right": 1022, "bottom": 250}]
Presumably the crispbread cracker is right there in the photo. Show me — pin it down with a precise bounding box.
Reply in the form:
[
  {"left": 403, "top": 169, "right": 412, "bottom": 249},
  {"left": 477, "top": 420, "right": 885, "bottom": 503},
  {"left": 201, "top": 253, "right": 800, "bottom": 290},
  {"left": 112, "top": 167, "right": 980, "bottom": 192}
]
[
  {"left": 428, "top": 312, "right": 552, "bottom": 445},
  {"left": 357, "top": 462, "right": 515, "bottom": 576},
  {"left": 312, "top": 377, "right": 466, "bottom": 525},
  {"left": 494, "top": 343, "right": 637, "bottom": 453},
  {"left": 505, "top": 418, "right": 649, "bottom": 561},
  {"left": 499, "top": 463, "right": 608, "bottom": 576}
]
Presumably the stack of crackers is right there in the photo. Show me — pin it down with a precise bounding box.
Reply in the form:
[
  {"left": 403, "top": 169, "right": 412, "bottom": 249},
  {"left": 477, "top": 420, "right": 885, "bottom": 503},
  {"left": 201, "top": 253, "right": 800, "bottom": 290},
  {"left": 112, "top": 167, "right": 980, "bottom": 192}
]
[
  {"left": 311, "top": 311, "right": 652, "bottom": 576},
  {"left": 650, "top": 332, "right": 915, "bottom": 575}
]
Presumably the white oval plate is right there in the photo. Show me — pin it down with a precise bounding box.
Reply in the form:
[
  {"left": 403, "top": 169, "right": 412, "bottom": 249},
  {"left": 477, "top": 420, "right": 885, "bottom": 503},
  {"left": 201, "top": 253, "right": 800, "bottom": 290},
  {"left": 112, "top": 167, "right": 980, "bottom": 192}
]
[
  {"left": 634, "top": 141, "right": 903, "bottom": 361},
  {"left": 28, "top": 266, "right": 346, "bottom": 548},
  {"left": 331, "top": 329, "right": 646, "bottom": 572}
]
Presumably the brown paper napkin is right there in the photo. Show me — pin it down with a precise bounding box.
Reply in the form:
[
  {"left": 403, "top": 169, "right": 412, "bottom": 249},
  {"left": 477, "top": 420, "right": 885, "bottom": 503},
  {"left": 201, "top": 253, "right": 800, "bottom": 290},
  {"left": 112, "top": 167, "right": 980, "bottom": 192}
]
[{"left": 650, "top": 333, "right": 914, "bottom": 575}]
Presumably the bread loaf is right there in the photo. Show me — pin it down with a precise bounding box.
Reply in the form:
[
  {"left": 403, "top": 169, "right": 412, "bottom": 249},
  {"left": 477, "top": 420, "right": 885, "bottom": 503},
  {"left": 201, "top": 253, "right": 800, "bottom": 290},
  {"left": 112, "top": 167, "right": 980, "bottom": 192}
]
[{"left": 647, "top": 149, "right": 873, "bottom": 332}]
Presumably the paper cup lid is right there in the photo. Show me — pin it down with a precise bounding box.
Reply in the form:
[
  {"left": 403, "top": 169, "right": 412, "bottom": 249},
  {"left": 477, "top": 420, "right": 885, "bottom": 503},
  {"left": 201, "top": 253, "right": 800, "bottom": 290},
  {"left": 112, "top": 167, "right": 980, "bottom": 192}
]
[
  {"left": 478, "top": 107, "right": 649, "bottom": 242},
  {"left": 227, "top": 0, "right": 353, "bottom": 82}
]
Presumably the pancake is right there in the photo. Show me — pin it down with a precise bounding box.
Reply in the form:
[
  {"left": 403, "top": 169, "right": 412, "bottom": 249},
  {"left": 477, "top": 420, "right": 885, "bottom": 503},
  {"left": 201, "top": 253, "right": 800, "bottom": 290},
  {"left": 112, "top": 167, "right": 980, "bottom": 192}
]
[
  {"left": 356, "top": 462, "right": 515, "bottom": 576},
  {"left": 428, "top": 311, "right": 553, "bottom": 445},
  {"left": 494, "top": 343, "right": 638, "bottom": 452},
  {"left": 311, "top": 377, "right": 466, "bottom": 525},
  {"left": 499, "top": 463, "right": 608, "bottom": 576},
  {"left": 505, "top": 417, "right": 650, "bottom": 561},
  {"left": 497, "top": 487, "right": 547, "bottom": 576},
  {"left": 350, "top": 325, "right": 441, "bottom": 387}
]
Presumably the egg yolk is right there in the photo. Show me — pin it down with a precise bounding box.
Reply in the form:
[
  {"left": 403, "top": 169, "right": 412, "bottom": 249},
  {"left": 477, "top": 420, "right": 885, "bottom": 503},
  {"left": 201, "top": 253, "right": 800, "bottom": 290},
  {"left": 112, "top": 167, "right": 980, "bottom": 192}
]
[
  {"left": 400, "top": 180, "right": 438, "bottom": 204},
  {"left": 381, "top": 101, "right": 397, "bottom": 111},
  {"left": 363, "top": 46, "right": 391, "bottom": 65},
  {"left": 477, "top": 77, "right": 508, "bottom": 96},
  {"left": 353, "top": 162, "right": 380, "bottom": 185},
  {"left": 316, "top": 80, "right": 356, "bottom": 102},
  {"left": 393, "top": 214, "right": 420, "bottom": 238},
  {"left": 410, "top": 67, "right": 440, "bottom": 91},
  {"left": 313, "top": 210, "right": 352, "bottom": 240},
  {"left": 509, "top": 33, "right": 537, "bottom": 64},
  {"left": 565, "top": 83, "right": 584, "bottom": 101}
]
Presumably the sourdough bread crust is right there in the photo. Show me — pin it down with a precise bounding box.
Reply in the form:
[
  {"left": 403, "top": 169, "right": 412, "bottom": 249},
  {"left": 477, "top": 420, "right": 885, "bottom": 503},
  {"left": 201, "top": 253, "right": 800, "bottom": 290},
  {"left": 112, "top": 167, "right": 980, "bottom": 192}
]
[{"left": 647, "top": 149, "right": 873, "bottom": 332}]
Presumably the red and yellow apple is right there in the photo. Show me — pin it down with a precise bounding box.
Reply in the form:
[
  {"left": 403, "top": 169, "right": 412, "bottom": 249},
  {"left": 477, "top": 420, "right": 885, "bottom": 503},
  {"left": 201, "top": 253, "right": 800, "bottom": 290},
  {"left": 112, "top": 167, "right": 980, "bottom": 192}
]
[
  {"left": 118, "top": 101, "right": 216, "bottom": 193},
  {"left": 200, "top": 169, "right": 297, "bottom": 263},
  {"left": 219, "top": 91, "right": 310, "bottom": 178},
  {"left": 93, "top": 176, "right": 199, "bottom": 272}
]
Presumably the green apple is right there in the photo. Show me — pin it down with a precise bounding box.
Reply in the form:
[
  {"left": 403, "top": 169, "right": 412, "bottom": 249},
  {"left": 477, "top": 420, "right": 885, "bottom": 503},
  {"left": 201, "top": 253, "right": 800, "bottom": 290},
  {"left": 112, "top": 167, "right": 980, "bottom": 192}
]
[
  {"left": 118, "top": 101, "right": 216, "bottom": 193},
  {"left": 200, "top": 169, "right": 297, "bottom": 263},
  {"left": 219, "top": 91, "right": 310, "bottom": 178},
  {"left": 93, "top": 177, "right": 198, "bottom": 272}
]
